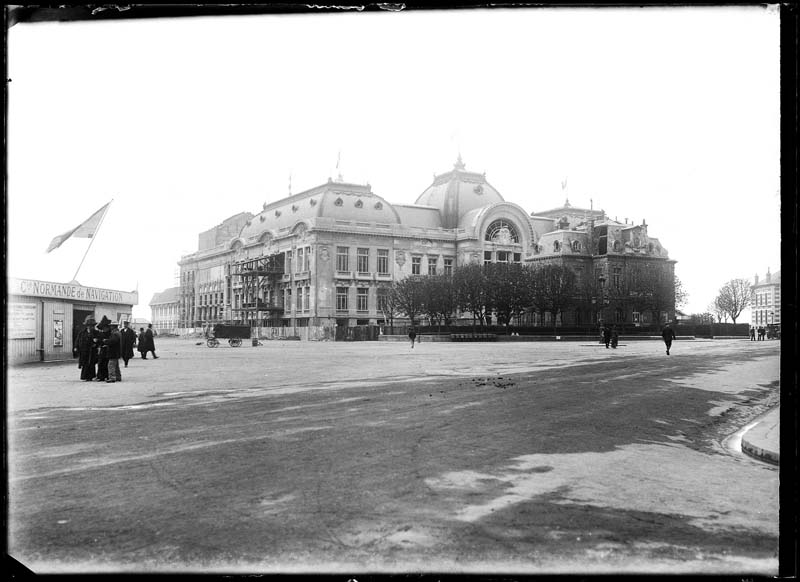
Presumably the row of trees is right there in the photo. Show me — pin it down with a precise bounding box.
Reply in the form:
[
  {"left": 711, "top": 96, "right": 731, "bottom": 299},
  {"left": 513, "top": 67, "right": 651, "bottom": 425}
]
[{"left": 380, "top": 262, "right": 681, "bottom": 331}]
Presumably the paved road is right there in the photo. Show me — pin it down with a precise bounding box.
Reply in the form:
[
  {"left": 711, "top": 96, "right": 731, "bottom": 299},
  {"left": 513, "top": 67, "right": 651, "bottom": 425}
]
[{"left": 7, "top": 338, "right": 780, "bottom": 574}]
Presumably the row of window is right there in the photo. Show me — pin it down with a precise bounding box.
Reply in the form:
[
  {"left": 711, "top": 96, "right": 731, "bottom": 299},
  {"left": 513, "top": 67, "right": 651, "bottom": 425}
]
[
  {"left": 337, "top": 247, "right": 391, "bottom": 274},
  {"left": 754, "top": 292, "right": 775, "bottom": 306},
  {"left": 483, "top": 251, "right": 522, "bottom": 265}
]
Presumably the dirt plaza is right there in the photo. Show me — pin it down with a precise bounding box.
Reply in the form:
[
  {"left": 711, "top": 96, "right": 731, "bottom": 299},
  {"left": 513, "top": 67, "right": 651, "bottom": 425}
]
[{"left": 7, "top": 337, "right": 780, "bottom": 574}]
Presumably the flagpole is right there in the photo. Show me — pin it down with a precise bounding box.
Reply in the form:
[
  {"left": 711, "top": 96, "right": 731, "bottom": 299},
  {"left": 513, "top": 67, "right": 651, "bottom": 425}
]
[{"left": 72, "top": 199, "right": 113, "bottom": 282}]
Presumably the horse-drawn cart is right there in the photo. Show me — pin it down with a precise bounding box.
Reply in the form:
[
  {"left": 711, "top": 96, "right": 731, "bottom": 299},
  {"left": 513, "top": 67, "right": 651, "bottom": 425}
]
[{"left": 206, "top": 323, "right": 251, "bottom": 347}]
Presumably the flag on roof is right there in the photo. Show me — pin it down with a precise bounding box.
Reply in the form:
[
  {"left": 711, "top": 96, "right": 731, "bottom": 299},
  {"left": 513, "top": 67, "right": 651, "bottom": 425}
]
[{"left": 46, "top": 202, "right": 111, "bottom": 253}]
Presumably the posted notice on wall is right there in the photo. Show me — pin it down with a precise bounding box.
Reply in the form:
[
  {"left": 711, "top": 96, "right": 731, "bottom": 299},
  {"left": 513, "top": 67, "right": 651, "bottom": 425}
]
[
  {"left": 54, "top": 319, "right": 64, "bottom": 347},
  {"left": 10, "top": 303, "right": 37, "bottom": 339}
]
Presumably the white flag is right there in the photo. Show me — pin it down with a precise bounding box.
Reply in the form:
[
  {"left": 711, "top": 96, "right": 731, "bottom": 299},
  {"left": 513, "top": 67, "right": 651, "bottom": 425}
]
[{"left": 46, "top": 202, "right": 110, "bottom": 253}]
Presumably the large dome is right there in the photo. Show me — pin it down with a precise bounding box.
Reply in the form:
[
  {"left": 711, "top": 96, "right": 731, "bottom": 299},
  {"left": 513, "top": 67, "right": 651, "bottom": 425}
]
[{"left": 414, "top": 156, "right": 504, "bottom": 228}]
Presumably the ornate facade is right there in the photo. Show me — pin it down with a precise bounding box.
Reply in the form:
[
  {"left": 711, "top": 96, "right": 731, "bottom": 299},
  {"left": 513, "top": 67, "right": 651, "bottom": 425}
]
[
  {"left": 751, "top": 269, "right": 781, "bottom": 328},
  {"left": 177, "top": 157, "right": 675, "bottom": 331}
]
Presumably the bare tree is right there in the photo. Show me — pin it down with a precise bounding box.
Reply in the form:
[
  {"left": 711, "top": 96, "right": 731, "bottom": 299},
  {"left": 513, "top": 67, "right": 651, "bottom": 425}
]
[
  {"left": 715, "top": 278, "right": 752, "bottom": 324},
  {"left": 392, "top": 277, "right": 426, "bottom": 326},
  {"left": 485, "top": 263, "right": 533, "bottom": 326},
  {"left": 531, "top": 263, "right": 578, "bottom": 333},
  {"left": 453, "top": 263, "right": 491, "bottom": 329},
  {"left": 420, "top": 274, "right": 456, "bottom": 327}
]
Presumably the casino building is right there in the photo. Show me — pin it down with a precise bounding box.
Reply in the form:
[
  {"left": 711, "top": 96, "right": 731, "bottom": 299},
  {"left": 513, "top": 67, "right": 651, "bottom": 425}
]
[
  {"left": 177, "top": 157, "right": 675, "bottom": 335},
  {"left": 8, "top": 277, "right": 138, "bottom": 364}
]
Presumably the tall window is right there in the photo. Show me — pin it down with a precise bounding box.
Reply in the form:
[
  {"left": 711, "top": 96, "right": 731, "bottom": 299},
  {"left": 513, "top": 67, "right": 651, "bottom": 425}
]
[
  {"left": 497, "top": 251, "right": 510, "bottom": 263},
  {"left": 285, "top": 288, "right": 292, "bottom": 311},
  {"left": 336, "top": 247, "right": 349, "bottom": 272},
  {"left": 336, "top": 287, "right": 348, "bottom": 311},
  {"left": 484, "top": 251, "right": 492, "bottom": 265},
  {"left": 303, "top": 287, "right": 310, "bottom": 311},
  {"left": 377, "top": 288, "right": 389, "bottom": 313},
  {"left": 377, "top": 249, "right": 389, "bottom": 274},
  {"left": 357, "top": 248, "right": 370, "bottom": 274},
  {"left": 285, "top": 250, "right": 292, "bottom": 274},
  {"left": 427, "top": 256, "right": 437, "bottom": 275},
  {"left": 296, "top": 286, "right": 303, "bottom": 310},
  {"left": 443, "top": 257, "right": 453, "bottom": 276},
  {"left": 357, "top": 288, "right": 368, "bottom": 312},
  {"left": 295, "top": 247, "right": 305, "bottom": 273},
  {"left": 613, "top": 267, "right": 622, "bottom": 290},
  {"left": 412, "top": 256, "right": 421, "bottom": 275}
]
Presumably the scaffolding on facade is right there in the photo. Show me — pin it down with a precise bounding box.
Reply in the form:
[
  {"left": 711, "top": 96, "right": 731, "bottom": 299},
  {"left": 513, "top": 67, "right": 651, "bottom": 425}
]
[{"left": 230, "top": 253, "right": 285, "bottom": 327}]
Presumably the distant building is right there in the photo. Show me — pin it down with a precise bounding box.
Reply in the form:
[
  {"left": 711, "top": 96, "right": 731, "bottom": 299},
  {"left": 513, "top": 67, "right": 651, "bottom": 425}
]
[
  {"left": 177, "top": 157, "right": 675, "bottom": 335},
  {"left": 149, "top": 287, "right": 180, "bottom": 335},
  {"left": 751, "top": 269, "right": 781, "bottom": 327}
]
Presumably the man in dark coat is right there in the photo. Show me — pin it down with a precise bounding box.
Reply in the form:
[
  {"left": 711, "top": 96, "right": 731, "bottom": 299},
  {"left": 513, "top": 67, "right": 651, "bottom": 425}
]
[
  {"left": 602, "top": 325, "right": 612, "bottom": 349},
  {"left": 144, "top": 323, "right": 159, "bottom": 359},
  {"left": 75, "top": 315, "right": 98, "bottom": 381},
  {"left": 104, "top": 321, "right": 122, "bottom": 383},
  {"left": 661, "top": 322, "right": 676, "bottom": 355},
  {"left": 120, "top": 320, "right": 137, "bottom": 367},
  {"left": 95, "top": 315, "right": 112, "bottom": 381}
]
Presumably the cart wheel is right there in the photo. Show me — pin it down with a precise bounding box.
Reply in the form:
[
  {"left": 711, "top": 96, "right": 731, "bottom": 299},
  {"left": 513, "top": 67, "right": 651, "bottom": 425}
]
[
  {"left": 207, "top": 338, "right": 219, "bottom": 348},
  {"left": 229, "top": 338, "right": 242, "bottom": 348}
]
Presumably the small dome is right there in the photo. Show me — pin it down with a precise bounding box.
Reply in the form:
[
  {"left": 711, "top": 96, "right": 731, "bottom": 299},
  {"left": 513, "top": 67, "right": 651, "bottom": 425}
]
[{"left": 414, "top": 156, "right": 504, "bottom": 228}]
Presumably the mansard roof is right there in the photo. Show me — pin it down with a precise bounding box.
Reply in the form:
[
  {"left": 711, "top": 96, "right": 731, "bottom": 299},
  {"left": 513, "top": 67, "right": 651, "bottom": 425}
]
[{"left": 237, "top": 179, "right": 401, "bottom": 240}]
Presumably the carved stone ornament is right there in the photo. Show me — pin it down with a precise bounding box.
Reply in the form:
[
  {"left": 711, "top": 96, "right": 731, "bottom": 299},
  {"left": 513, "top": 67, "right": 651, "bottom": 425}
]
[
  {"left": 395, "top": 250, "right": 406, "bottom": 267},
  {"left": 319, "top": 246, "right": 330, "bottom": 262}
]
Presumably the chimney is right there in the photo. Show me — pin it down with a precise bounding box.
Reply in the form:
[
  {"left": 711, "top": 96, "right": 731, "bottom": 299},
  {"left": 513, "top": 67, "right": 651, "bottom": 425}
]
[
  {"left": 766, "top": 268, "right": 771, "bottom": 283},
  {"left": 754, "top": 273, "right": 759, "bottom": 285}
]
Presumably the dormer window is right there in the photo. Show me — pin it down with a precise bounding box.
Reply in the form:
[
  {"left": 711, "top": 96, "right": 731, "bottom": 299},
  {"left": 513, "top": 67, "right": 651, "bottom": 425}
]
[
  {"left": 572, "top": 240, "right": 581, "bottom": 252},
  {"left": 374, "top": 202, "right": 383, "bottom": 209},
  {"left": 334, "top": 198, "right": 343, "bottom": 206},
  {"left": 355, "top": 199, "right": 364, "bottom": 208},
  {"left": 553, "top": 241, "right": 561, "bottom": 252},
  {"left": 274, "top": 210, "right": 281, "bottom": 217}
]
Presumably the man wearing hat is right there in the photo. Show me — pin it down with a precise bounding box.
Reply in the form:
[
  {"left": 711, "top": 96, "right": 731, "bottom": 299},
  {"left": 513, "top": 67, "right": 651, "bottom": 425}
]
[
  {"left": 120, "top": 320, "right": 137, "bottom": 368},
  {"left": 103, "top": 321, "right": 123, "bottom": 383},
  {"left": 95, "top": 315, "right": 112, "bottom": 381},
  {"left": 75, "top": 315, "right": 98, "bottom": 381}
]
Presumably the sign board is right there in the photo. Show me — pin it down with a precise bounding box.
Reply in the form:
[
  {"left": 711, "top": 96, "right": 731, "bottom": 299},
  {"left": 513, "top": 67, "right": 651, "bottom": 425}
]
[
  {"left": 8, "top": 278, "right": 138, "bottom": 306},
  {"left": 9, "top": 303, "right": 37, "bottom": 339}
]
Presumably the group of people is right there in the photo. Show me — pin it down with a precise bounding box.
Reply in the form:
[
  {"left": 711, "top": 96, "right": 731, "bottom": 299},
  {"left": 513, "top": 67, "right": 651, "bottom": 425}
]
[
  {"left": 750, "top": 326, "right": 768, "bottom": 341},
  {"left": 601, "top": 325, "right": 620, "bottom": 349},
  {"left": 601, "top": 323, "right": 676, "bottom": 355},
  {"left": 73, "top": 316, "right": 158, "bottom": 383}
]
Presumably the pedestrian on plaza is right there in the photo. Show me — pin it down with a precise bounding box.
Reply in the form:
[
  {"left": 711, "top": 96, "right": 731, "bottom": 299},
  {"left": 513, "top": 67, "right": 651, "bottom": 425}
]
[
  {"left": 95, "top": 316, "right": 111, "bottom": 381},
  {"left": 75, "top": 315, "right": 98, "bottom": 381},
  {"left": 602, "top": 325, "right": 612, "bottom": 349},
  {"left": 409, "top": 327, "right": 417, "bottom": 349},
  {"left": 757, "top": 326, "right": 764, "bottom": 341},
  {"left": 661, "top": 322, "right": 676, "bottom": 355},
  {"left": 144, "top": 323, "right": 159, "bottom": 359},
  {"left": 120, "top": 320, "right": 137, "bottom": 367},
  {"left": 138, "top": 327, "right": 149, "bottom": 359},
  {"left": 103, "top": 321, "right": 122, "bottom": 383},
  {"left": 610, "top": 325, "right": 619, "bottom": 349},
  {"left": 750, "top": 326, "right": 756, "bottom": 341}
]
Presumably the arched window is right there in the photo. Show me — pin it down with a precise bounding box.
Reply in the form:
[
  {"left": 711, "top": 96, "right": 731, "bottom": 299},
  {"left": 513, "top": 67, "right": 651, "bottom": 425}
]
[
  {"left": 485, "top": 220, "right": 519, "bottom": 244},
  {"left": 612, "top": 240, "right": 621, "bottom": 252},
  {"left": 553, "top": 240, "right": 561, "bottom": 252},
  {"left": 572, "top": 240, "right": 581, "bottom": 252}
]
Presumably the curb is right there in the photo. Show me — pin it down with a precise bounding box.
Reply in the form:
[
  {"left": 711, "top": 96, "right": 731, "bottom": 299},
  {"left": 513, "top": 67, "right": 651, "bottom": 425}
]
[{"left": 740, "top": 407, "right": 780, "bottom": 465}]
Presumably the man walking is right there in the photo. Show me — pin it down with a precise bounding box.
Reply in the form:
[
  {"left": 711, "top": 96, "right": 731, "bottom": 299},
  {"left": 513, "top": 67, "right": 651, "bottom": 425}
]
[
  {"left": 661, "top": 322, "right": 676, "bottom": 355},
  {"left": 602, "top": 325, "right": 612, "bottom": 349},
  {"left": 408, "top": 327, "right": 417, "bottom": 349},
  {"left": 144, "top": 323, "right": 159, "bottom": 359},
  {"left": 104, "top": 321, "right": 122, "bottom": 383},
  {"left": 120, "top": 320, "right": 137, "bottom": 367},
  {"left": 750, "top": 326, "right": 756, "bottom": 341}
]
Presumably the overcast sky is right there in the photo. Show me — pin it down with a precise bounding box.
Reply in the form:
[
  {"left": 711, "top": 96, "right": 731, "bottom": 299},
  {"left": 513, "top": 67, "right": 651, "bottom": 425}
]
[{"left": 7, "top": 6, "right": 781, "bottom": 320}]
